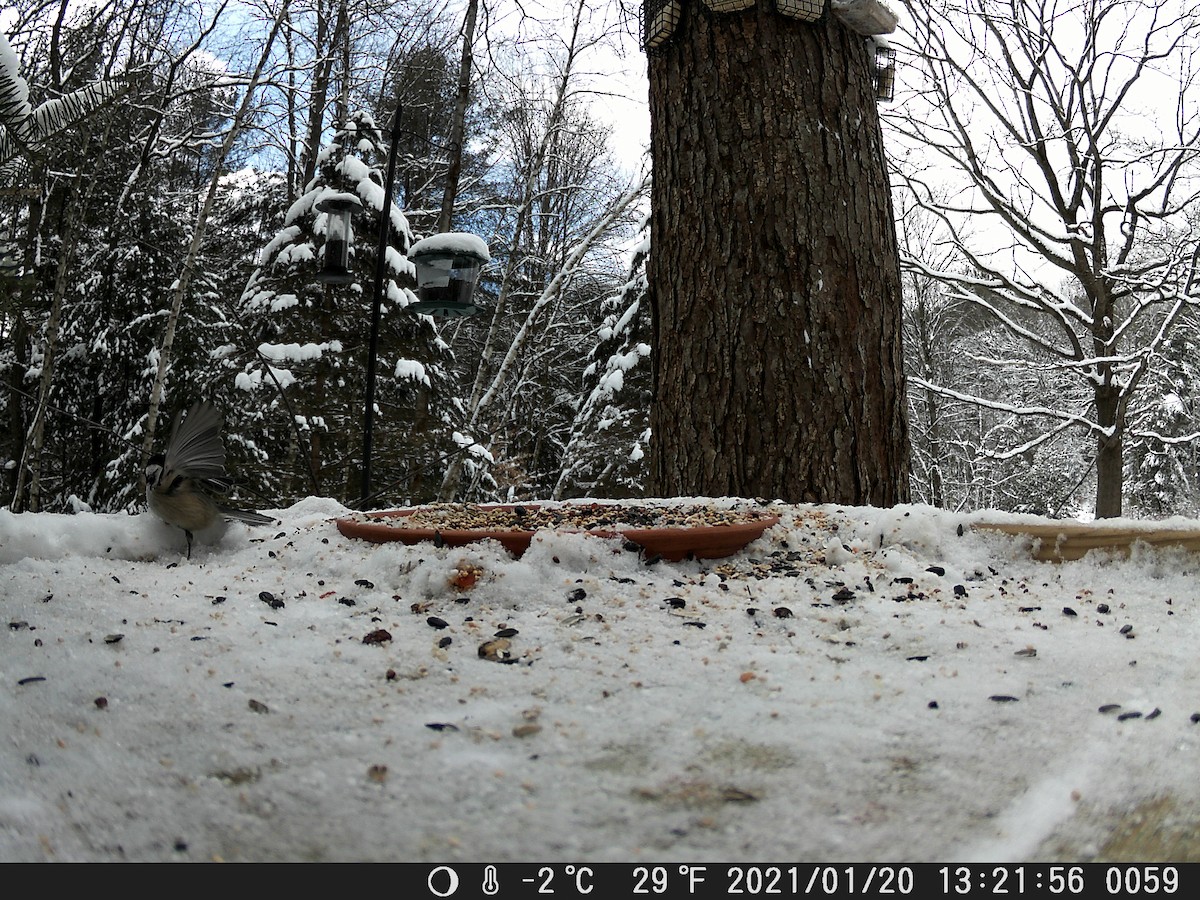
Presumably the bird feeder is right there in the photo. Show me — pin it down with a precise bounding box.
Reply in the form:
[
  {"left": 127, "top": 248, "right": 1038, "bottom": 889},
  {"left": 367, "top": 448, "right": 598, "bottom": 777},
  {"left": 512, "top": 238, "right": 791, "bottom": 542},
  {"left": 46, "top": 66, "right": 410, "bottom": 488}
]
[
  {"left": 643, "top": 0, "right": 682, "bottom": 52},
  {"left": 777, "top": 0, "right": 825, "bottom": 21},
  {"left": 701, "top": 0, "right": 755, "bottom": 11},
  {"left": 407, "top": 233, "right": 490, "bottom": 319},
  {"left": 831, "top": 0, "right": 898, "bottom": 35},
  {"left": 874, "top": 44, "right": 897, "bottom": 101},
  {"left": 315, "top": 191, "right": 364, "bottom": 284}
]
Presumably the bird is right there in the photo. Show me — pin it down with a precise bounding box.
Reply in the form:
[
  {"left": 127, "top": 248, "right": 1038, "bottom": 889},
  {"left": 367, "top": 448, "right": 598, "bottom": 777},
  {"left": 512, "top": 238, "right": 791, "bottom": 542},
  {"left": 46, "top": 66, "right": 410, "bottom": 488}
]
[{"left": 145, "top": 400, "right": 275, "bottom": 558}]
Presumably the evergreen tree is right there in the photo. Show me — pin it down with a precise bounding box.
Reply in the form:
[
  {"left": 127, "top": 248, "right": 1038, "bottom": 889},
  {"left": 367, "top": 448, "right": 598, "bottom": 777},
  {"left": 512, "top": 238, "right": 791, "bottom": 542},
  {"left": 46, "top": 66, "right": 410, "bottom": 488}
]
[
  {"left": 1126, "top": 320, "right": 1200, "bottom": 517},
  {"left": 554, "top": 217, "right": 651, "bottom": 499},
  {"left": 232, "top": 110, "right": 458, "bottom": 506}
]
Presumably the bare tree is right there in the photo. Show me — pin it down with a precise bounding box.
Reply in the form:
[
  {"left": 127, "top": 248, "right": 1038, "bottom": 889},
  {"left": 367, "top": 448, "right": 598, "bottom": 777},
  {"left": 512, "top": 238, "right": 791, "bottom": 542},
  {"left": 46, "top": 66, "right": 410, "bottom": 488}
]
[
  {"left": 887, "top": 0, "right": 1200, "bottom": 517},
  {"left": 437, "top": 0, "right": 647, "bottom": 500},
  {"left": 140, "top": 0, "right": 293, "bottom": 473}
]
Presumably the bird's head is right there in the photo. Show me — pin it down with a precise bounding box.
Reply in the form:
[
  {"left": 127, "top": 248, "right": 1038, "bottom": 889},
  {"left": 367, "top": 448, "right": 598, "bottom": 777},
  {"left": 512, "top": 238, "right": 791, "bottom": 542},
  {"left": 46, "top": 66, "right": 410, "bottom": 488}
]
[{"left": 146, "top": 453, "right": 167, "bottom": 490}]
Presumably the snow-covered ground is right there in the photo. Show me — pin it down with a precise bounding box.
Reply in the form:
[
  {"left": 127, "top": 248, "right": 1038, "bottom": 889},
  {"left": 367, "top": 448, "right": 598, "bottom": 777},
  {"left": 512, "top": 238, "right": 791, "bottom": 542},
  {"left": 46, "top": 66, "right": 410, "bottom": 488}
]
[{"left": 2, "top": 497, "right": 1198, "bottom": 862}]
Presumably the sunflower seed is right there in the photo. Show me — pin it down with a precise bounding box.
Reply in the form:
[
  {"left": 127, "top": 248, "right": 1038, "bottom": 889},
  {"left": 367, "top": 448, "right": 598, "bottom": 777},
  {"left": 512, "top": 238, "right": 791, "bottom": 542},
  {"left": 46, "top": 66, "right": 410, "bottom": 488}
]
[{"left": 478, "top": 638, "right": 513, "bottom": 662}]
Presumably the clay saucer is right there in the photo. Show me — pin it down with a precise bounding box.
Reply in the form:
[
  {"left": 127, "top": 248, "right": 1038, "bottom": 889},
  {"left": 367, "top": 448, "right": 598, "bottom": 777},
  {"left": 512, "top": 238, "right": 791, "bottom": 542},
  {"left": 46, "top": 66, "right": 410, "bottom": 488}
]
[{"left": 335, "top": 502, "right": 780, "bottom": 561}]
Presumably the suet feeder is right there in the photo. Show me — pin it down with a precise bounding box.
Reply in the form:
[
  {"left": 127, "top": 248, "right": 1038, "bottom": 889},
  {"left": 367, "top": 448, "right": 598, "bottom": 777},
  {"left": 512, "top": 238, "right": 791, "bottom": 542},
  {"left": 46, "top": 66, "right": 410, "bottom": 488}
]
[
  {"left": 407, "top": 233, "right": 490, "bottom": 319},
  {"left": 874, "top": 44, "right": 897, "bottom": 100},
  {"left": 777, "top": 0, "right": 825, "bottom": 22},
  {"left": 315, "top": 191, "right": 364, "bottom": 284},
  {"left": 701, "top": 0, "right": 755, "bottom": 11},
  {"left": 643, "top": 0, "right": 682, "bottom": 52}
]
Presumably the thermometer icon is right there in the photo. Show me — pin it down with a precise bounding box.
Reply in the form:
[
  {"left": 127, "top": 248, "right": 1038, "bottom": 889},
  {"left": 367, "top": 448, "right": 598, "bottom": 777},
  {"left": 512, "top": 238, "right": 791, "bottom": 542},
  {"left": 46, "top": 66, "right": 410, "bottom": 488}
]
[{"left": 483, "top": 865, "right": 500, "bottom": 896}]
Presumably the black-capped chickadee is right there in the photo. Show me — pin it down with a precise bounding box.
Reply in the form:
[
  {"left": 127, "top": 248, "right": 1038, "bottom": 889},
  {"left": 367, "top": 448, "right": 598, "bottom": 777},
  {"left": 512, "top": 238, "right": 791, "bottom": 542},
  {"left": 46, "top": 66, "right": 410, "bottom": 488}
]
[{"left": 146, "top": 400, "right": 275, "bottom": 558}]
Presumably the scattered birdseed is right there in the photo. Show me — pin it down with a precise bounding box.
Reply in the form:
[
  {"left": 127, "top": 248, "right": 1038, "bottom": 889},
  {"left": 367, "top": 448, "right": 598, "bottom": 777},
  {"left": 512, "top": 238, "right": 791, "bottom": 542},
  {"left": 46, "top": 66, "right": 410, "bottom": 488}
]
[
  {"left": 259, "top": 591, "right": 284, "bottom": 610},
  {"left": 989, "top": 695, "right": 1020, "bottom": 702},
  {"left": 479, "top": 638, "right": 513, "bottom": 662},
  {"left": 1063, "top": 607, "right": 1078, "bottom": 616},
  {"left": 1117, "top": 711, "right": 1142, "bottom": 721},
  {"left": 358, "top": 501, "right": 774, "bottom": 532},
  {"left": 363, "top": 629, "right": 392, "bottom": 645},
  {"left": 1099, "top": 704, "right": 1122, "bottom": 714},
  {"left": 426, "top": 617, "right": 450, "bottom": 630},
  {"left": 104, "top": 634, "right": 123, "bottom": 644},
  {"left": 248, "top": 699, "right": 269, "bottom": 714},
  {"left": 773, "top": 607, "right": 793, "bottom": 618},
  {"left": 1097, "top": 603, "right": 1111, "bottom": 614}
]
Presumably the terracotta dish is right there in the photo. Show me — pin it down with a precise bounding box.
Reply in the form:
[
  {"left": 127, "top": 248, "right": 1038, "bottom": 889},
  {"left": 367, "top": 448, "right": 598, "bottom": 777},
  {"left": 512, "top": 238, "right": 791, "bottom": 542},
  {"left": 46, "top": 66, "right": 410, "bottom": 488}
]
[{"left": 335, "top": 502, "right": 780, "bottom": 561}]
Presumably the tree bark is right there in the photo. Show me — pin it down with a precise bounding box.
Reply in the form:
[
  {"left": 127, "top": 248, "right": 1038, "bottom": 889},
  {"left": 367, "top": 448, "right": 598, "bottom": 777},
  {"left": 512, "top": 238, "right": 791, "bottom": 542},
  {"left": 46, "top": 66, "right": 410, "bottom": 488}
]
[
  {"left": 646, "top": 4, "right": 909, "bottom": 505},
  {"left": 437, "top": 0, "right": 478, "bottom": 234},
  {"left": 1094, "top": 385, "right": 1123, "bottom": 518}
]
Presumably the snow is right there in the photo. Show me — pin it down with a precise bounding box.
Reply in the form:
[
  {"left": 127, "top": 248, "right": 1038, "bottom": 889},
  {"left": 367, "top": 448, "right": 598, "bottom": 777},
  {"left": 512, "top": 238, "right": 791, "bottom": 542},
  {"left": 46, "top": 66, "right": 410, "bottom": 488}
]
[
  {"left": 0, "top": 32, "right": 32, "bottom": 125},
  {"left": 410, "top": 232, "right": 491, "bottom": 262},
  {"left": 256, "top": 341, "right": 341, "bottom": 363},
  {"left": 2, "top": 498, "right": 1199, "bottom": 863},
  {"left": 394, "top": 359, "right": 430, "bottom": 386}
]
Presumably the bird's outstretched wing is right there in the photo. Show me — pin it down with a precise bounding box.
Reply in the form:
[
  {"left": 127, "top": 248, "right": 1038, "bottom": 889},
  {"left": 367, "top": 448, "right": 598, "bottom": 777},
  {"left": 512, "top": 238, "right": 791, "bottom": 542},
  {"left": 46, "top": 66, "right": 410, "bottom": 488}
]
[{"left": 162, "top": 401, "right": 228, "bottom": 482}]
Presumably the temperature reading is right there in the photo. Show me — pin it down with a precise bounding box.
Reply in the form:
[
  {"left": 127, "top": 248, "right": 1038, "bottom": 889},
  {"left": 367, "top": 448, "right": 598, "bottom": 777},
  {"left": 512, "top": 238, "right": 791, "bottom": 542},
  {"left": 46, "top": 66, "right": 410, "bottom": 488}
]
[
  {"left": 632, "top": 866, "right": 708, "bottom": 894},
  {"left": 633, "top": 867, "right": 671, "bottom": 894},
  {"left": 528, "top": 865, "right": 595, "bottom": 894}
]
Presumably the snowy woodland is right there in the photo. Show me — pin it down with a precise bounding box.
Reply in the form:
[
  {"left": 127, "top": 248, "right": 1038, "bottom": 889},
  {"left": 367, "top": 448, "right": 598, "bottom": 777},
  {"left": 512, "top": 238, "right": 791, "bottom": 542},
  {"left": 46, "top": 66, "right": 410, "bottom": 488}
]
[{"left": 2, "top": 0, "right": 1200, "bottom": 520}]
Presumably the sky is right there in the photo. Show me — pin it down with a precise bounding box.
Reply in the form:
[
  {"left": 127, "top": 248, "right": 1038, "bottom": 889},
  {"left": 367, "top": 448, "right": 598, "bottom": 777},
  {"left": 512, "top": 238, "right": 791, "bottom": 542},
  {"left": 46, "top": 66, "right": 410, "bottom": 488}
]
[{"left": 3, "top": 496, "right": 1199, "bottom": 862}]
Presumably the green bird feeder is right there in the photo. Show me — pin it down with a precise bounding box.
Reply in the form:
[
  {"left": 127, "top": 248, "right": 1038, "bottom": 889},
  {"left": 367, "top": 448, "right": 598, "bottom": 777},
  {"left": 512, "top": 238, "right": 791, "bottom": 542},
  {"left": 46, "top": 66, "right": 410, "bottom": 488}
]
[{"left": 407, "top": 233, "right": 490, "bottom": 319}]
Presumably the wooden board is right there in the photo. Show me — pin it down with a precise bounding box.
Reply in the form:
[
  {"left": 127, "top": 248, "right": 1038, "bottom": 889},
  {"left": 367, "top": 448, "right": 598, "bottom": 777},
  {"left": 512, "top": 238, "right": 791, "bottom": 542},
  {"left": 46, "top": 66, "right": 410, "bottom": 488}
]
[{"left": 974, "top": 521, "right": 1200, "bottom": 561}]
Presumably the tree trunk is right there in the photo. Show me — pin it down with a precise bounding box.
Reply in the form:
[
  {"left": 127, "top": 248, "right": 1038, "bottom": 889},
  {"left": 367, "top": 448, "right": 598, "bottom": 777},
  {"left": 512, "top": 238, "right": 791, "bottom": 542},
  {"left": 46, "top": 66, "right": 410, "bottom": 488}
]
[
  {"left": 1094, "top": 384, "right": 1123, "bottom": 518},
  {"left": 646, "top": 5, "right": 909, "bottom": 505},
  {"left": 437, "top": 0, "right": 478, "bottom": 234}
]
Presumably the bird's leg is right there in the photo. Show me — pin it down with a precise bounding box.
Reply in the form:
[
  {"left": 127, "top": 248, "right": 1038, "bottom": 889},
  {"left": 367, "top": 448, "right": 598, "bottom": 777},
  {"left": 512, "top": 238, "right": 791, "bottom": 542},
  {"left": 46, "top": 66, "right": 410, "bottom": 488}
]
[{"left": 185, "top": 529, "right": 194, "bottom": 560}]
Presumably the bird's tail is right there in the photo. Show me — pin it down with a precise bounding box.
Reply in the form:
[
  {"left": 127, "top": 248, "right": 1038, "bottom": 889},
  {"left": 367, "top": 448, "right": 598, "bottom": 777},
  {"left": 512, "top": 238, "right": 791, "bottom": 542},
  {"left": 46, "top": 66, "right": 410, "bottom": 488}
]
[{"left": 219, "top": 505, "right": 277, "bottom": 527}]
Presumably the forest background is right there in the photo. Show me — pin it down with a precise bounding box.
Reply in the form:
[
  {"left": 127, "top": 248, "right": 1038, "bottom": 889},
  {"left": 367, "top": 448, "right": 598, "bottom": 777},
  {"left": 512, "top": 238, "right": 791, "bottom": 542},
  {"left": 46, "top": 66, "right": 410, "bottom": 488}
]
[{"left": 3, "top": 0, "right": 1200, "bottom": 521}]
